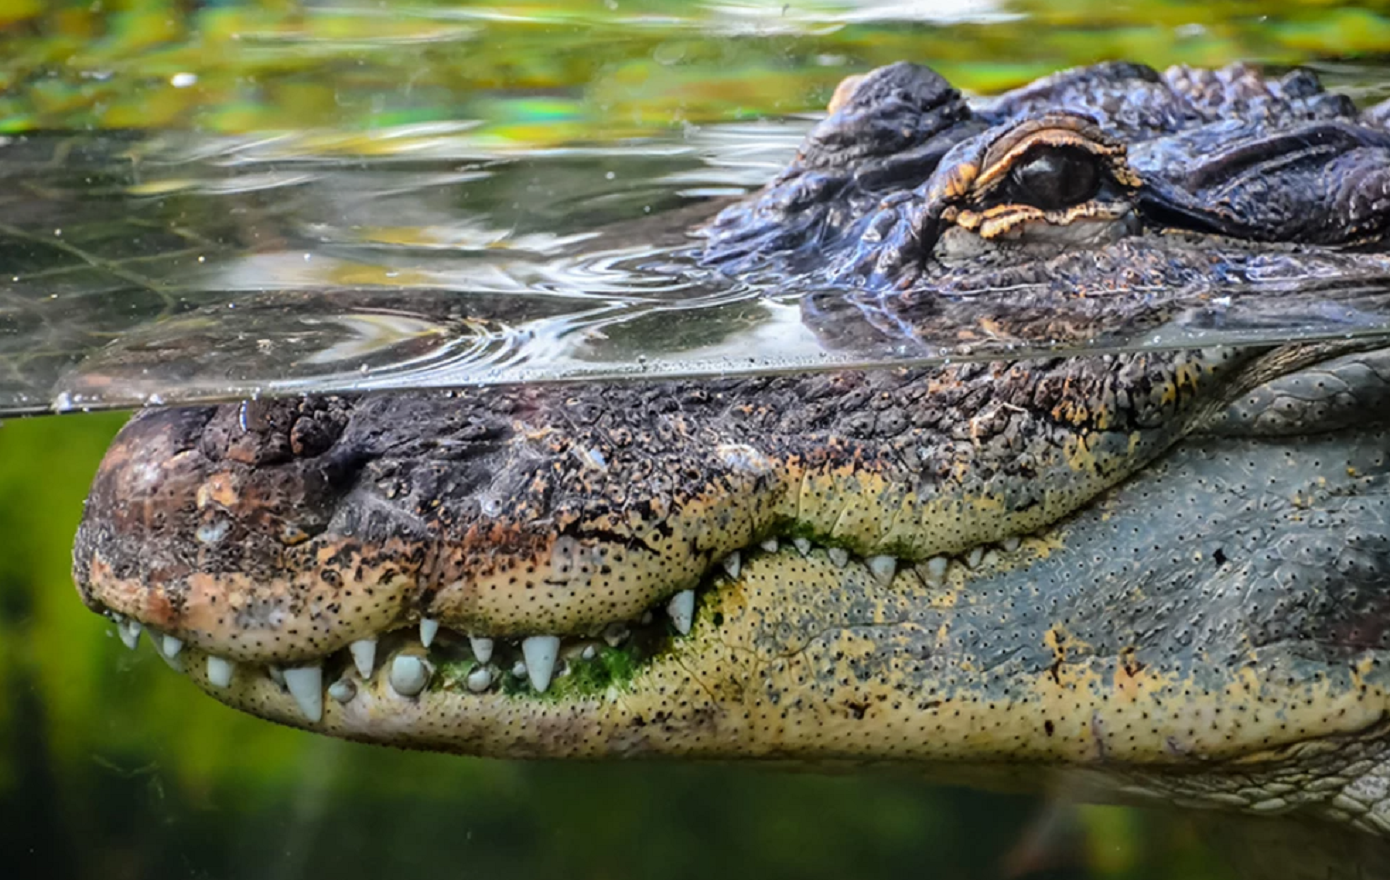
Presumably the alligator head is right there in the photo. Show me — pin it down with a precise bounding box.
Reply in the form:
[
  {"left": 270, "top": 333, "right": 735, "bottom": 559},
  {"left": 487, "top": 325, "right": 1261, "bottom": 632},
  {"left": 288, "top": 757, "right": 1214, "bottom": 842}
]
[
  {"left": 73, "top": 62, "right": 1390, "bottom": 834},
  {"left": 704, "top": 61, "right": 1390, "bottom": 350}
]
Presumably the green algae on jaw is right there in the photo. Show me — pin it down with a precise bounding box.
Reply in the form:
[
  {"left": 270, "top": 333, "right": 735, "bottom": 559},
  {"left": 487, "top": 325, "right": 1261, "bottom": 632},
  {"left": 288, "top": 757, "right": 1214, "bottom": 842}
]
[
  {"left": 547, "top": 645, "right": 641, "bottom": 700},
  {"left": 432, "top": 643, "right": 641, "bottom": 700}
]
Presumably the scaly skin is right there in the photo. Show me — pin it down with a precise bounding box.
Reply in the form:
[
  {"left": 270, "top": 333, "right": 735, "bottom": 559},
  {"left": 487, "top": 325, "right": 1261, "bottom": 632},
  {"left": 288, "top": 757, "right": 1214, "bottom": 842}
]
[{"left": 72, "top": 61, "right": 1390, "bottom": 833}]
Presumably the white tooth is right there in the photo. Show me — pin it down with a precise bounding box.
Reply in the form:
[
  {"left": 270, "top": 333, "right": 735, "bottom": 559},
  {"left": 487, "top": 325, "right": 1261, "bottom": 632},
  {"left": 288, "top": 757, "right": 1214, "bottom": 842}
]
[
  {"left": 156, "top": 648, "right": 184, "bottom": 673},
  {"left": 522, "top": 636, "right": 560, "bottom": 693},
  {"left": 924, "top": 556, "right": 949, "bottom": 583},
  {"left": 389, "top": 655, "right": 430, "bottom": 697},
  {"left": 760, "top": 538, "right": 779, "bottom": 553},
  {"left": 467, "top": 666, "right": 493, "bottom": 693},
  {"left": 512, "top": 660, "right": 528, "bottom": 678},
  {"left": 118, "top": 619, "right": 142, "bottom": 650},
  {"left": 268, "top": 666, "right": 286, "bottom": 688},
  {"left": 667, "top": 589, "right": 695, "bottom": 635},
  {"left": 866, "top": 555, "right": 897, "bottom": 584},
  {"left": 828, "top": 547, "right": 849, "bottom": 568},
  {"left": 161, "top": 635, "right": 183, "bottom": 658},
  {"left": 793, "top": 537, "right": 812, "bottom": 557},
  {"left": 966, "top": 546, "right": 984, "bottom": 569},
  {"left": 350, "top": 639, "right": 377, "bottom": 678},
  {"left": 469, "top": 636, "right": 494, "bottom": 664},
  {"left": 419, "top": 618, "right": 439, "bottom": 648},
  {"left": 722, "top": 551, "right": 741, "bottom": 579},
  {"left": 328, "top": 679, "right": 356, "bottom": 703},
  {"left": 1001, "top": 536, "right": 1021, "bottom": 552},
  {"left": 581, "top": 645, "right": 597, "bottom": 660},
  {"left": 283, "top": 666, "right": 324, "bottom": 722},
  {"left": 206, "top": 656, "right": 234, "bottom": 688}
]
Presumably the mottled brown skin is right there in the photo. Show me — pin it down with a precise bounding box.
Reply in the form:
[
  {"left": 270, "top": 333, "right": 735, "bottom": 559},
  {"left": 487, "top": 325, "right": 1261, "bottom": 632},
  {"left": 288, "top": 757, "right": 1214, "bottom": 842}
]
[{"left": 72, "top": 61, "right": 1390, "bottom": 837}]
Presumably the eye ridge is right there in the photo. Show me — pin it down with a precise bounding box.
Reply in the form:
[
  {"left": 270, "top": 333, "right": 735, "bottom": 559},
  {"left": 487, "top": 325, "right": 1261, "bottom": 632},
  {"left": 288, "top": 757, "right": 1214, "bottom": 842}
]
[{"left": 1005, "top": 146, "right": 1102, "bottom": 212}]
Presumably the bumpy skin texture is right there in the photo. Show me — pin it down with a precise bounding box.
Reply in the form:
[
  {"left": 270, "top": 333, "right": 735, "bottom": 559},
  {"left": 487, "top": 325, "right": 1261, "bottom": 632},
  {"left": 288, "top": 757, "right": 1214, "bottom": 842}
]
[
  {"left": 73, "top": 61, "right": 1390, "bottom": 835},
  {"left": 705, "top": 62, "right": 1390, "bottom": 354}
]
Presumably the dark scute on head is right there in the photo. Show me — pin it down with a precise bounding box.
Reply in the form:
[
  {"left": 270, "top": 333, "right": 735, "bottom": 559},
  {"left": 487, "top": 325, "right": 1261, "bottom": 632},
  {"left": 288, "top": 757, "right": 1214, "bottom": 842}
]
[
  {"left": 973, "top": 61, "right": 1185, "bottom": 139},
  {"left": 1133, "top": 120, "right": 1390, "bottom": 245},
  {"left": 699, "top": 63, "right": 977, "bottom": 276},
  {"left": 975, "top": 62, "right": 1355, "bottom": 141},
  {"left": 798, "top": 62, "right": 962, "bottom": 170},
  {"left": 1162, "top": 64, "right": 1357, "bottom": 127}
]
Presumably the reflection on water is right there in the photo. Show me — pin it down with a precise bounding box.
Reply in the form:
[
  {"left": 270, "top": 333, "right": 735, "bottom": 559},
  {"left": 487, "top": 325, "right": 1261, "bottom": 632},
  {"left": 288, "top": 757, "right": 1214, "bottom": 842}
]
[
  {"left": 7, "top": 108, "right": 1390, "bottom": 415},
  {"left": 0, "top": 124, "right": 812, "bottom": 414}
]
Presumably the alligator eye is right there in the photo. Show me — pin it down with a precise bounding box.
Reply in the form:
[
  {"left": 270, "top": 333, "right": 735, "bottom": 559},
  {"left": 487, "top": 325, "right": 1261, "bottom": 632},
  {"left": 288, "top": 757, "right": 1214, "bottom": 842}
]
[{"left": 1008, "top": 147, "right": 1101, "bottom": 211}]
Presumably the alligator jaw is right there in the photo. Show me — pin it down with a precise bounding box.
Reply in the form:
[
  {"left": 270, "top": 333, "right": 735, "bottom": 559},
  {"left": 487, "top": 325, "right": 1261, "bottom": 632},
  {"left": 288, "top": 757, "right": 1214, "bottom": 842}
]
[
  {"left": 128, "top": 413, "right": 1390, "bottom": 838},
  {"left": 72, "top": 342, "right": 1390, "bottom": 833}
]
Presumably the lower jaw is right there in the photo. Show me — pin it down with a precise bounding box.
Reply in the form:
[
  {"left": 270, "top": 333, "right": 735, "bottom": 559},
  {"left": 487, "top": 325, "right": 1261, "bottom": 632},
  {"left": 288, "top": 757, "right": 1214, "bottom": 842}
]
[
  {"left": 106, "top": 539, "right": 1390, "bottom": 786},
  {"left": 101, "top": 533, "right": 1032, "bottom": 757},
  {"left": 101, "top": 528, "right": 1019, "bottom": 732}
]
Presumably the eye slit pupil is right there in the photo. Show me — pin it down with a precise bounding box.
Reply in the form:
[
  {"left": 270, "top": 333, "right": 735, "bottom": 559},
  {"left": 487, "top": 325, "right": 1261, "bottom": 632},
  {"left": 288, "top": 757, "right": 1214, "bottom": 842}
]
[{"left": 1009, "top": 147, "right": 1100, "bottom": 211}]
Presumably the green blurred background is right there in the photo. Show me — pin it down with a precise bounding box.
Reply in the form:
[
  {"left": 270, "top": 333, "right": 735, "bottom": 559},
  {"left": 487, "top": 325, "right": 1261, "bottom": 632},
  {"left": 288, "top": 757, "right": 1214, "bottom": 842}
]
[{"left": 4, "top": 1, "right": 1390, "bottom": 877}]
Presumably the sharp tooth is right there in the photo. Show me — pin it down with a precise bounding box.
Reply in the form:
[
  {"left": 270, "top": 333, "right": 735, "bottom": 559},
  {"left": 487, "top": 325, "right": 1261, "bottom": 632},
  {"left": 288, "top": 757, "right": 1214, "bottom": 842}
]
[
  {"left": 419, "top": 618, "right": 439, "bottom": 648},
  {"left": 722, "top": 551, "right": 741, "bottom": 579},
  {"left": 866, "top": 555, "right": 897, "bottom": 584},
  {"left": 828, "top": 548, "right": 849, "bottom": 568},
  {"left": 667, "top": 589, "right": 695, "bottom": 635},
  {"left": 328, "top": 679, "right": 356, "bottom": 703},
  {"left": 793, "top": 537, "right": 812, "bottom": 556},
  {"left": 760, "top": 538, "right": 779, "bottom": 553},
  {"left": 206, "top": 656, "right": 235, "bottom": 688},
  {"left": 469, "top": 636, "right": 494, "bottom": 664},
  {"left": 522, "top": 636, "right": 560, "bottom": 693},
  {"left": 467, "top": 667, "right": 493, "bottom": 693},
  {"left": 283, "top": 666, "right": 324, "bottom": 723},
  {"left": 389, "top": 655, "right": 429, "bottom": 697},
  {"left": 268, "top": 666, "right": 286, "bottom": 688},
  {"left": 511, "top": 660, "right": 528, "bottom": 678},
  {"left": 923, "top": 556, "right": 948, "bottom": 583},
  {"left": 161, "top": 635, "right": 183, "bottom": 659},
  {"left": 1001, "top": 536, "right": 1021, "bottom": 552},
  {"left": 118, "top": 619, "right": 142, "bottom": 650},
  {"left": 966, "top": 546, "right": 984, "bottom": 568},
  {"left": 581, "top": 645, "right": 597, "bottom": 660},
  {"left": 349, "top": 639, "right": 377, "bottom": 678}
]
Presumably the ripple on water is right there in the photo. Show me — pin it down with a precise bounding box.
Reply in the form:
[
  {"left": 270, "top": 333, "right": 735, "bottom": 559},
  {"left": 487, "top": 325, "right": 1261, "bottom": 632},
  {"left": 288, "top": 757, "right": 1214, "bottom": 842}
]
[{"left": 8, "top": 120, "right": 1390, "bottom": 415}]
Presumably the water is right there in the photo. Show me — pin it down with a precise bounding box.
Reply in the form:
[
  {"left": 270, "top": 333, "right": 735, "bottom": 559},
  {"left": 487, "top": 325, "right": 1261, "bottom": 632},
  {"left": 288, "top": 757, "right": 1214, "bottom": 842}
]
[
  {"left": 6, "top": 108, "right": 1390, "bottom": 416},
  {"left": 6, "top": 2, "right": 1390, "bottom": 879},
  {"left": 0, "top": 122, "right": 812, "bottom": 413}
]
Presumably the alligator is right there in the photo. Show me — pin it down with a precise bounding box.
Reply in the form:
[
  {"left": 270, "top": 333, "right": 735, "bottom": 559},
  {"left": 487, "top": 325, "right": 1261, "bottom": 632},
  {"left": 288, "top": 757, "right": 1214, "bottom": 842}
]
[{"left": 72, "top": 61, "right": 1390, "bottom": 839}]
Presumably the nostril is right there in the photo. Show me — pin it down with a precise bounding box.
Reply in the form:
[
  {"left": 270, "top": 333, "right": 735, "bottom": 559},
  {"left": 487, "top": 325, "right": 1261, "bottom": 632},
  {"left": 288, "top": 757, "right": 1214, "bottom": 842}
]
[{"left": 194, "top": 396, "right": 351, "bottom": 466}]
